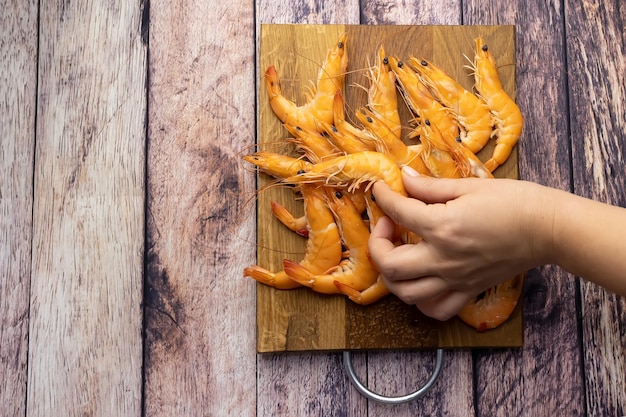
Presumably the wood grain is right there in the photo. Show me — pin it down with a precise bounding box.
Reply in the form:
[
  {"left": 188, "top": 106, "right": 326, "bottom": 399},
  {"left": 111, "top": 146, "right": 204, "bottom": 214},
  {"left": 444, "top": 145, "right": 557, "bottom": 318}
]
[
  {"left": 27, "top": 2, "right": 146, "bottom": 416},
  {"left": 0, "top": 1, "right": 37, "bottom": 415},
  {"left": 464, "top": 2, "right": 588, "bottom": 416},
  {"left": 255, "top": 7, "right": 365, "bottom": 417},
  {"left": 565, "top": 0, "right": 626, "bottom": 415},
  {"left": 256, "top": 24, "right": 522, "bottom": 353},
  {"left": 358, "top": 6, "right": 476, "bottom": 416},
  {"left": 144, "top": 0, "right": 258, "bottom": 415}
]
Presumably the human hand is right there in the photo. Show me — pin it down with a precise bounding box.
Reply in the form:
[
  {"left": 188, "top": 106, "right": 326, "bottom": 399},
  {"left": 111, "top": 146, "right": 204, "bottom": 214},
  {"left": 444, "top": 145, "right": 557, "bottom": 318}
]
[{"left": 369, "top": 167, "right": 555, "bottom": 321}]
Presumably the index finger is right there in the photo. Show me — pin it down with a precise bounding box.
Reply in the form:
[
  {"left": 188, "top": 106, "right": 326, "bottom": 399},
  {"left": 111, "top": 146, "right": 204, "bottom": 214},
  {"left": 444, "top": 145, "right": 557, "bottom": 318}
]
[{"left": 372, "top": 181, "right": 431, "bottom": 236}]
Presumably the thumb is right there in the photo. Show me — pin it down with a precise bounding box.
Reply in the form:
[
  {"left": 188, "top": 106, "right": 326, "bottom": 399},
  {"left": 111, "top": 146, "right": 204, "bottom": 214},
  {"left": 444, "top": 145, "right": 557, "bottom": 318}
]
[{"left": 401, "top": 166, "right": 475, "bottom": 204}]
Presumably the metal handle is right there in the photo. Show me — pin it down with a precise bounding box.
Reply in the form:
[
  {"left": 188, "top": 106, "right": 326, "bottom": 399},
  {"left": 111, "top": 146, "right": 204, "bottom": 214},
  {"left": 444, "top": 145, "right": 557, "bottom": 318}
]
[{"left": 343, "top": 349, "right": 445, "bottom": 405}]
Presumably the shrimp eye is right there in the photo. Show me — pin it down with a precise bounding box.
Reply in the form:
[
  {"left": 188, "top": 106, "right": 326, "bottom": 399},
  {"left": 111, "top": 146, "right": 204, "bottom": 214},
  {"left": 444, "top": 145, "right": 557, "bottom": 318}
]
[
  {"left": 482, "top": 44, "right": 488, "bottom": 52},
  {"left": 421, "top": 60, "right": 428, "bottom": 66},
  {"left": 338, "top": 42, "right": 344, "bottom": 49},
  {"left": 424, "top": 119, "right": 431, "bottom": 126},
  {"left": 296, "top": 126, "right": 302, "bottom": 131},
  {"left": 382, "top": 57, "right": 389, "bottom": 65},
  {"left": 397, "top": 61, "right": 404, "bottom": 68},
  {"left": 331, "top": 125, "right": 338, "bottom": 132},
  {"left": 370, "top": 193, "right": 376, "bottom": 202},
  {"left": 334, "top": 191, "right": 342, "bottom": 199},
  {"left": 455, "top": 137, "right": 462, "bottom": 143},
  {"left": 366, "top": 117, "right": 373, "bottom": 123},
  {"left": 297, "top": 169, "right": 305, "bottom": 175}
]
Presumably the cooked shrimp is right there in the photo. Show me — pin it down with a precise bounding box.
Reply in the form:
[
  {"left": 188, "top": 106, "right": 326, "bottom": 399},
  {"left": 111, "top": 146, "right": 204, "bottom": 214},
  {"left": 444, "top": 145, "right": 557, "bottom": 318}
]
[
  {"left": 243, "top": 152, "right": 312, "bottom": 179},
  {"left": 283, "top": 190, "right": 379, "bottom": 294},
  {"left": 319, "top": 93, "right": 374, "bottom": 154},
  {"left": 283, "top": 122, "right": 342, "bottom": 163},
  {"left": 472, "top": 37, "right": 524, "bottom": 172},
  {"left": 264, "top": 33, "right": 348, "bottom": 132},
  {"left": 271, "top": 200, "right": 308, "bottom": 237},
  {"left": 367, "top": 46, "right": 402, "bottom": 139},
  {"left": 436, "top": 126, "right": 494, "bottom": 179},
  {"left": 417, "top": 121, "right": 462, "bottom": 178},
  {"left": 244, "top": 184, "right": 342, "bottom": 289},
  {"left": 356, "top": 106, "right": 431, "bottom": 175},
  {"left": 457, "top": 274, "right": 524, "bottom": 332},
  {"left": 409, "top": 57, "right": 493, "bottom": 153},
  {"left": 283, "top": 151, "right": 407, "bottom": 196},
  {"left": 334, "top": 275, "right": 390, "bottom": 305},
  {"left": 388, "top": 56, "right": 460, "bottom": 143}
]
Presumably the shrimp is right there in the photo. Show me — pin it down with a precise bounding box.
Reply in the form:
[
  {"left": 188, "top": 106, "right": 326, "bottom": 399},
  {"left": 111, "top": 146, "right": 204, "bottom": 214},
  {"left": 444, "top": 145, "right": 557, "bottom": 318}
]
[
  {"left": 243, "top": 152, "right": 312, "bottom": 179},
  {"left": 318, "top": 92, "right": 375, "bottom": 154},
  {"left": 367, "top": 46, "right": 402, "bottom": 140},
  {"left": 270, "top": 200, "right": 308, "bottom": 237},
  {"left": 355, "top": 106, "right": 431, "bottom": 175},
  {"left": 244, "top": 184, "right": 342, "bottom": 290},
  {"left": 417, "top": 121, "right": 463, "bottom": 178},
  {"left": 283, "top": 151, "right": 407, "bottom": 196},
  {"left": 409, "top": 57, "right": 493, "bottom": 154},
  {"left": 283, "top": 190, "right": 379, "bottom": 294},
  {"left": 472, "top": 37, "right": 524, "bottom": 172},
  {"left": 457, "top": 274, "right": 524, "bottom": 332},
  {"left": 388, "top": 56, "right": 460, "bottom": 143},
  {"left": 435, "top": 125, "right": 494, "bottom": 179},
  {"left": 264, "top": 33, "right": 348, "bottom": 132},
  {"left": 334, "top": 276, "right": 390, "bottom": 305},
  {"left": 283, "top": 122, "right": 342, "bottom": 163}
]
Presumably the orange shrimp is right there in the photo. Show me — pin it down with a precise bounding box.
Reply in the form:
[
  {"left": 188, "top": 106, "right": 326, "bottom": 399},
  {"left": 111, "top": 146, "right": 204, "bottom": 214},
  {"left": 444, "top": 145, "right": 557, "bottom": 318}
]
[
  {"left": 457, "top": 274, "right": 524, "bottom": 332},
  {"left": 283, "top": 151, "right": 407, "bottom": 196},
  {"left": 355, "top": 106, "right": 431, "bottom": 175},
  {"left": 417, "top": 121, "right": 463, "bottom": 178},
  {"left": 367, "top": 46, "right": 402, "bottom": 140},
  {"left": 435, "top": 125, "right": 494, "bottom": 179},
  {"left": 270, "top": 200, "right": 308, "bottom": 237},
  {"left": 334, "top": 276, "right": 390, "bottom": 305},
  {"left": 264, "top": 33, "right": 348, "bottom": 132},
  {"left": 472, "top": 37, "right": 524, "bottom": 172},
  {"left": 388, "top": 56, "right": 460, "bottom": 143},
  {"left": 283, "top": 122, "right": 342, "bottom": 163},
  {"left": 244, "top": 184, "right": 342, "bottom": 290},
  {"left": 409, "top": 57, "right": 493, "bottom": 154},
  {"left": 243, "top": 152, "right": 312, "bottom": 179},
  {"left": 283, "top": 189, "right": 379, "bottom": 294},
  {"left": 318, "top": 92, "right": 375, "bottom": 154}
]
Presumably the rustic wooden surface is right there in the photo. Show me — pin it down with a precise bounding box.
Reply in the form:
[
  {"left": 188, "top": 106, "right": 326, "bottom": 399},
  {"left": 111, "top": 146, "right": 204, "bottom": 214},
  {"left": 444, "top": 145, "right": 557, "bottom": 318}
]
[{"left": 1, "top": 0, "right": 624, "bottom": 416}]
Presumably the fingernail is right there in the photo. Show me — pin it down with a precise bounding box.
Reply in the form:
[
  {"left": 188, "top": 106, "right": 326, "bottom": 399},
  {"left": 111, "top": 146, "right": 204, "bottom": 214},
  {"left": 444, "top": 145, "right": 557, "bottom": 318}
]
[{"left": 402, "top": 165, "right": 420, "bottom": 177}]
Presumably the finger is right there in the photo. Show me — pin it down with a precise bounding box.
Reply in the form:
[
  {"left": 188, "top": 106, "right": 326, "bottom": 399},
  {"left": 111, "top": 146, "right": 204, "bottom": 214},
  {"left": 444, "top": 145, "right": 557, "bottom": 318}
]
[
  {"left": 383, "top": 275, "right": 449, "bottom": 305},
  {"left": 414, "top": 291, "right": 474, "bottom": 322},
  {"left": 371, "top": 181, "right": 431, "bottom": 235},
  {"left": 370, "top": 240, "right": 438, "bottom": 281},
  {"left": 368, "top": 215, "right": 397, "bottom": 263},
  {"left": 401, "top": 167, "right": 476, "bottom": 204}
]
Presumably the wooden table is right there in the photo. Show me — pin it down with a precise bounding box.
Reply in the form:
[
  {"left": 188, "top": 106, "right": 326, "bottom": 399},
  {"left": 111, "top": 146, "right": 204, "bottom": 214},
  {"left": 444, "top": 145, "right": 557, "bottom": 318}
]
[{"left": 2, "top": 0, "right": 624, "bottom": 416}]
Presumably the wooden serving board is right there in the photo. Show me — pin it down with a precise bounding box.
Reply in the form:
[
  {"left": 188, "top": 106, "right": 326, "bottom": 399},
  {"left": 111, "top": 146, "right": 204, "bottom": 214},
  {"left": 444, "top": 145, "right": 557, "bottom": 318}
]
[{"left": 256, "top": 24, "right": 522, "bottom": 353}]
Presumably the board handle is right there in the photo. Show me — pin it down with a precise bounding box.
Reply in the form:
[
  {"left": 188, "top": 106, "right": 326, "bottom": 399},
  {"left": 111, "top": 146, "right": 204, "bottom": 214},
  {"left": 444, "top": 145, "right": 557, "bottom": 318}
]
[{"left": 343, "top": 349, "right": 445, "bottom": 404}]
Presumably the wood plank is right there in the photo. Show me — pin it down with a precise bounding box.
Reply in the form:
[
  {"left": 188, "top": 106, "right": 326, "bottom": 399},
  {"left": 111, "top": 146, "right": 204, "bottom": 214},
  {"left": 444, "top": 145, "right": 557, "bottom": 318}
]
[
  {"left": 565, "top": 0, "right": 626, "bottom": 415},
  {"left": 0, "top": 1, "right": 37, "bottom": 415},
  {"left": 359, "top": 6, "right": 475, "bottom": 416},
  {"left": 255, "top": 6, "right": 366, "bottom": 417},
  {"left": 143, "top": 0, "right": 258, "bottom": 415},
  {"left": 27, "top": 2, "right": 146, "bottom": 416},
  {"left": 463, "top": 2, "right": 587, "bottom": 416},
  {"left": 256, "top": 24, "right": 521, "bottom": 353}
]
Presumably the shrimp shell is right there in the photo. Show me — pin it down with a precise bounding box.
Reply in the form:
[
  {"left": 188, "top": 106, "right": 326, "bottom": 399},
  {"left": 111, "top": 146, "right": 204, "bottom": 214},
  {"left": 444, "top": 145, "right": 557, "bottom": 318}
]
[
  {"left": 409, "top": 57, "right": 494, "bottom": 154},
  {"left": 472, "top": 37, "right": 524, "bottom": 172},
  {"left": 283, "top": 151, "right": 407, "bottom": 196}
]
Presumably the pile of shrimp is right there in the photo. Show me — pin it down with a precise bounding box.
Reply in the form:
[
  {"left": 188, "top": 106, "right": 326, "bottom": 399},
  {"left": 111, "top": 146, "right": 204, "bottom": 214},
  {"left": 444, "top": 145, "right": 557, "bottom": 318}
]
[{"left": 243, "top": 33, "right": 524, "bottom": 332}]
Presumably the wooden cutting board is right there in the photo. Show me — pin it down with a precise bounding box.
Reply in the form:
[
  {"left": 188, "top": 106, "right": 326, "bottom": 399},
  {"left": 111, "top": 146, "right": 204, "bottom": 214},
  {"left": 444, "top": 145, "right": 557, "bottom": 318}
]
[{"left": 255, "top": 24, "right": 522, "bottom": 353}]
